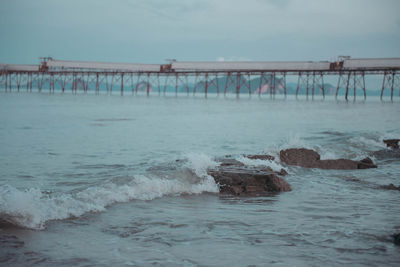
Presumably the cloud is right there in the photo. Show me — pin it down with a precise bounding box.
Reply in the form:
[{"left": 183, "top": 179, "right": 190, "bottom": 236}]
[
  {"left": 0, "top": 0, "right": 399, "bottom": 63},
  {"left": 216, "top": 56, "right": 253, "bottom": 62}
]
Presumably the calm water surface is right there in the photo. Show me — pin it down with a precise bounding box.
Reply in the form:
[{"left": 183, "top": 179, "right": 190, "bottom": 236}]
[{"left": 0, "top": 92, "right": 399, "bottom": 266}]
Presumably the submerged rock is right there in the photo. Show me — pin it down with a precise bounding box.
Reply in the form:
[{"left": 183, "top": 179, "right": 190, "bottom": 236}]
[
  {"left": 380, "top": 184, "right": 400, "bottom": 191},
  {"left": 393, "top": 233, "right": 400, "bottom": 246},
  {"left": 383, "top": 139, "right": 400, "bottom": 149},
  {"left": 244, "top": 154, "right": 275, "bottom": 161},
  {"left": 279, "top": 148, "right": 377, "bottom": 170},
  {"left": 316, "top": 159, "right": 359, "bottom": 170}
]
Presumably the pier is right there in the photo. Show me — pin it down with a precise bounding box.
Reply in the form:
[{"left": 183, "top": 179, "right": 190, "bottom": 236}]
[{"left": 1, "top": 57, "right": 399, "bottom": 101}]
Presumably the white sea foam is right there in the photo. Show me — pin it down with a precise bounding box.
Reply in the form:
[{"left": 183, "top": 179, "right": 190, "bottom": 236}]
[
  {"left": 278, "top": 133, "right": 308, "bottom": 150},
  {"left": 236, "top": 156, "right": 285, "bottom": 172},
  {"left": 0, "top": 170, "right": 219, "bottom": 230},
  {"left": 184, "top": 152, "right": 219, "bottom": 178},
  {"left": 349, "top": 133, "right": 395, "bottom": 150}
]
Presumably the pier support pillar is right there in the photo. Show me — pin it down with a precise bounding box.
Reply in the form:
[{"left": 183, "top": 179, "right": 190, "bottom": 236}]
[
  {"left": 381, "top": 71, "right": 400, "bottom": 101},
  {"left": 296, "top": 72, "right": 311, "bottom": 100},
  {"left": 121, "top": 73, "right": 124, "bottom": 96},
  {"left": 336, "top": 71, "right": 365, "bottom": 101}
]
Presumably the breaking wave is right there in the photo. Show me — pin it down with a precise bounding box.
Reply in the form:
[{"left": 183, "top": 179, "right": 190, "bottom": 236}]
[
  {"left": 0, "top": 154, "right": 219, "bottom": 230},
  {"left": 236, "top": 156, "right": 285, "bottom": 172}
]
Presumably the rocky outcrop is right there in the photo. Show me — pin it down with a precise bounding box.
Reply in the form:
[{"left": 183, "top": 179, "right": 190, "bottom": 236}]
[
  {"left": 357, "top": 157, "right": 378, "bottom": 169},
  {"left": 209, "top": 169, "right": 291, "bottom": 196},
  {"left": 208, "top": 158, "right": 291, "bottom": 196},
  {"left": 279, "top": 148, "right": 321, "bottom": 168},
  {"left": 383, "top": 139, "right": 400, "bottom": 149},
  {"left": 279, "top": 148, "right": 377, "bottom": 170}
]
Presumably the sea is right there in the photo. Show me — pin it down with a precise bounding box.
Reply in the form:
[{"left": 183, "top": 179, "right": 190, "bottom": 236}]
[{"left": 0, "top": 92, "right": 399, "bottom": 266}]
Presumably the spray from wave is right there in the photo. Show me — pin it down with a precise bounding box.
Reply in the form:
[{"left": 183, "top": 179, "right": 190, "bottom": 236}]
[{"left": 235, "top": 156, "right": 285, "bottom": 172}]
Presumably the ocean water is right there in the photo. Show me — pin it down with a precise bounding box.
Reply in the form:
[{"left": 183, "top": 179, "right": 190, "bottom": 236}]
[{"left": 0, "top": 92, "right": 399, "bottom": 266}]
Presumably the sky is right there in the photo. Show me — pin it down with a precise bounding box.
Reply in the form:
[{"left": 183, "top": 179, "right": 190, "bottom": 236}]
[{"left": 0, "top": 0, "right": 399, "bottom": 64}]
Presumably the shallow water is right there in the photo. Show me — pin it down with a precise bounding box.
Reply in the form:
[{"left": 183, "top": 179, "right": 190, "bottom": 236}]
[{"left": 0, "top": 92, "right": 399, "bottom": 266}]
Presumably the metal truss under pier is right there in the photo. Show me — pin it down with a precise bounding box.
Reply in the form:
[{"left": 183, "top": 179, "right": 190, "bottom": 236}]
[{"left": 0, "top": 58, "right": 399, "bottom": 101}]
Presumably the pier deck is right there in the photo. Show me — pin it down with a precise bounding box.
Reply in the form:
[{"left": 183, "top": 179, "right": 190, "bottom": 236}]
[{"left": 1, "top": 58, "right": 399, "bottom": 101}]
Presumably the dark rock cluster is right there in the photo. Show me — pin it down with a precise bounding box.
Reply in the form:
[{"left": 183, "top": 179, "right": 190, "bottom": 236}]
[
  {"left": 279, "top": 148, "right": 377, "bottom": 170},
  {"left": 205, "top": 138, "right": 400, "bottom": 196},
  {"left": 206, "top": 139, "right": 398, "bottom": 247}
]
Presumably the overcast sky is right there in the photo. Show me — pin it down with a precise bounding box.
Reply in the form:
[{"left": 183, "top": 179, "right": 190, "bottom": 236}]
[{"left": 1, "top": 0, "right": 399, "bottom": 64}]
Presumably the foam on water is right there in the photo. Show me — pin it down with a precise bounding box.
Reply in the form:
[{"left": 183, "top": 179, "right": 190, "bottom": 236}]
[
  {"left": 236, "top": 156, "right": 285, "bottom": 172},
  {"left": 348, "top": 132, "right": 397, "bottom": 150},
  {"left": 184, "top": 152, "right": 219, "bottom": 177},
  {"left": 0, "top": 156, "right": 220, "bottom": 230}
]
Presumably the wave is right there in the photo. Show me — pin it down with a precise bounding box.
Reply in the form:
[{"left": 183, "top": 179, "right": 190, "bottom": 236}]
[
  {"left": 235, "top": 156, "right": 285, "bottom": 172},
  {"left": 184, "top": 152, "right": 219, "bottom": 178},
  {"left": 271, "top": 131, "right": 399, "bottom": 161},
  {"left": 0, "top": 154, "right": 219, "bottom": 230},
  {"left": 348, "top": 132, "right": 397, "bottom": 150}
]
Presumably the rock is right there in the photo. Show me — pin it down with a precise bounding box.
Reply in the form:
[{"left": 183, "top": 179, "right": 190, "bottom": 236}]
[
  {"left": 245, "top": 154, "right": 275, "bottom": 161},
  {"left": 357, "top": 157, "right": 377, "bottom": 169},
  {"left": 279, "top": 148, "right": 377, "bottom": 170},
  {"left": 393, "top": 233, "right": 400, "bottom": 246},
  {"left": 277, "top": 168, "right": 288, "bottom": 176},
  {"left": 208, "top": 169, "right": 291, "bottom": 196},
  {"left": 383, "top": 139, "right": 400, "bottom": 149},
  {"left": 206, "top": 155, "right": 291, "bottom": 196},
  {"left": 279, "top": 148, "right": 320, "bottom": 168},
  {"left": 316, "top": 159, "right": 358, "bottom": 170},
  {"left": 380, "top": 184, "right": 400, "bottom": 191}
]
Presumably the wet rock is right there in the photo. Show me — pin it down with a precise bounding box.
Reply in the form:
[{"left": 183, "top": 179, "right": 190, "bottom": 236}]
[
  {"left": 316, "top": 159, "right": 358, "bottom": 170},
  {"left": 209, "top": 157, "right": 291, "bottom": 195},
  {"left": 208, "top": 169, "right": 291, "bottom": 196},
  {"left": 279, "top": 148, "right": 377, "bottom": 170},
  {"left": 277, "top": 168, "right": 288, "bottom": 176},
  {"left": 357, "top": 157, "right": 377, "bottom": 169},
  {"left": 383, "top": 139, "right": 400, "bottom": 149},
  {"left": 380, "top": 184, "right": 400, "bottom": 191},
  {"left": 245, "top": 154, "right": 275, "bottom": 161},
  {"left": 279, "top": 148, "right": 321, "bottom": 168},
  {"left": 279, "top": 148, "right": 320, "bottom": 168},
  {"left": 393, "top": 233, "right": 400, "bottom": 246}
]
